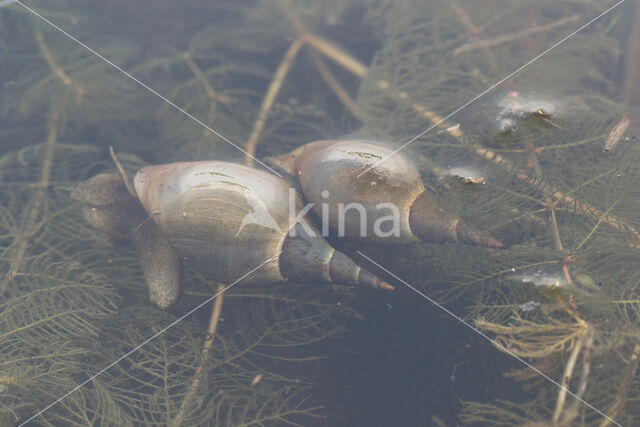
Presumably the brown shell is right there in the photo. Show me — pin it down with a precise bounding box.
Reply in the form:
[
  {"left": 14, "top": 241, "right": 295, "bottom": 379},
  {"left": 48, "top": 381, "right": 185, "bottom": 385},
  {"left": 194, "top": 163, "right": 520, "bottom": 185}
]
[
  {"left": 133, "top": 161, "right": 394, "bottom": 289},
  {"left": 134, "top": 161, "right": 296, "bottom": 284},
  {"left": 269, "top": 139, "right": 502, "bottom": 248},
  {"left": 269, "top": 140, "right": 424, "bottom": 244}
]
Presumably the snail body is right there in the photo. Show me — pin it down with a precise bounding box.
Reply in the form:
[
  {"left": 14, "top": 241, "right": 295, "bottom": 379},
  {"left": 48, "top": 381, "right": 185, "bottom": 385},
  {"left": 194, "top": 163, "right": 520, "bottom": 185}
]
[
  {"left": 72, "top": 173, "right": 182, "bottom": 309},
  {"left": 75, "top": 162, "right": 392, "bottom": 309},
  {"left": 133, "top": 161, "right": 391, "bottom": 290},
  {"left": 268, "top": 139, "right": 501, "bottom": 248}
]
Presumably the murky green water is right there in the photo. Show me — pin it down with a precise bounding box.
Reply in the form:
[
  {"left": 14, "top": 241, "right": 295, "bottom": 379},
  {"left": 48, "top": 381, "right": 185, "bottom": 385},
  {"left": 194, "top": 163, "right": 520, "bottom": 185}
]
[{"left": 1, "top": 0, "right": 639, "bottom": 425}]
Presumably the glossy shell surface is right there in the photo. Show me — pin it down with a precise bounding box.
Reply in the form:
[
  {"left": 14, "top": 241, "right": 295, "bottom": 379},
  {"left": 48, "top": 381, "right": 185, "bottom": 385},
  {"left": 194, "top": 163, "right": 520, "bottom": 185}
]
[
  {"left": 134, "top": 161, "right": 301, "bottom": 284},
  {"left": 277, "top": 140, "right": 425, "bottom": 243}
]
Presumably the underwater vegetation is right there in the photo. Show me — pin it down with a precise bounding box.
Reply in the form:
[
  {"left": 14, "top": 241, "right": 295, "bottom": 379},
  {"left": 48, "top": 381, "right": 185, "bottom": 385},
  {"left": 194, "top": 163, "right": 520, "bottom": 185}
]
[{"left": 1, "top": 0, "right": 640, "bottom": 425}]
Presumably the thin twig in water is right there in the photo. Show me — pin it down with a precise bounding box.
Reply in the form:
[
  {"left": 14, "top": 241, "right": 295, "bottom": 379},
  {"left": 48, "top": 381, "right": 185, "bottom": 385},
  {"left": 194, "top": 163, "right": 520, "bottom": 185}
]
[
  {"left": 171, "top": 284, "right": 225, "bottom": 427},
  {"left": 305, "top": 47, "right": 360, "bottom": 119},
  {"left": 3, "top": 108, "right": 58, "bottom": 293},
  {"left": 552, "top": 327, "right": 587, "bottom": 423},
  {"left": 448, "top": 1, "right": 498, "bottom": 71},
  {"left": 561, "top": 325, "right": 594, "bottom": 425},
  {"left": 35, "top": 30, "right": 84, "bottom": 96},
  {"left": 244, "top": 36, "right": 305, "bottom": 166},
  {"left": 279, "top": 2, "right": 361, "bottom": 119},
  {"left": 574, "top": 201, "right": 618, "bottom": 251},
  {"left": 109, "top": 146, "right": 137, "bottom": 198},
  {"left": 524, "top": 139, "right": 574, "bottom": 286},
  {"left": 303, "top": 33, "right": 368, "bottom": 78},
  {"left": 182, "top": 52, "right": 230, "bottom": 137},
  {"left": 453, "top": 15, "right": 580, "bottom": 55}
]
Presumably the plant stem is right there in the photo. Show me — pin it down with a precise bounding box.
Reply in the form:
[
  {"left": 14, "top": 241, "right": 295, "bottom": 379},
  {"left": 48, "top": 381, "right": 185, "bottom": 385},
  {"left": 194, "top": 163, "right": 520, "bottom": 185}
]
[
  {"left": 552, "top": 327, "right": 587, "bottom": 424},
  {"left": 171, "top": 285, "right": 225, "bottom": 427},
  {"left": 453, "top": 15, "right": 579, "bottom": 55},
  {"left": 244, "top": 36, "right": 305, "bottom": 165}
]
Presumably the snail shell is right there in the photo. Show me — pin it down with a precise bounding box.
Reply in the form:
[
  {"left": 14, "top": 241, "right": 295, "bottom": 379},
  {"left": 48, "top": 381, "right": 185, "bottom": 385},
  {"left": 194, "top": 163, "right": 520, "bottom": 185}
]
[
  {"left": 268, "top": 139, "right": 502, "bottom": 247},
  {"left": 133, "top": 161, "right": 392, "bottom": 290},
  {"left": 72, "top": 173, "right": 182, "bottom": 309}
]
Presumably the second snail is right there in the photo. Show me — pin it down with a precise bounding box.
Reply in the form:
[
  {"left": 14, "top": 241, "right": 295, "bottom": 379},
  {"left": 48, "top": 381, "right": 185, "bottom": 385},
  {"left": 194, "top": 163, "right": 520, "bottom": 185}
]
[{"left": 73, "top": 140, "right": 501, "bottom": 309}]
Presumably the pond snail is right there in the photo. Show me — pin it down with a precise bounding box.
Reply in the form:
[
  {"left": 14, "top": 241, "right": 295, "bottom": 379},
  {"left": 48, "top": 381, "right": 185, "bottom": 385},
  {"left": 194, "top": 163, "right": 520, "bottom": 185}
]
[
  {"left": 74, "top": 161, "right": 393, "bottom": 309},
  {"left": 74, "top": 140, "right": 500, "bottom": 309},
  {"left": 72, "top": 173, "right": 182, "bottom": 309},
  {"left": 268, "top": 139, "right": 502, "bottom": 248}
]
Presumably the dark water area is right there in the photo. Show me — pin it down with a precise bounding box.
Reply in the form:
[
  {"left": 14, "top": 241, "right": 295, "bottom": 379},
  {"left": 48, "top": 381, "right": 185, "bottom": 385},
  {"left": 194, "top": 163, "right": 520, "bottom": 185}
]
[
  {"left": 318, "top": 293, "right": 518, "bottom": 426},
  {"left": 1, "top": 1, "right": 640, "bottom": 426}
]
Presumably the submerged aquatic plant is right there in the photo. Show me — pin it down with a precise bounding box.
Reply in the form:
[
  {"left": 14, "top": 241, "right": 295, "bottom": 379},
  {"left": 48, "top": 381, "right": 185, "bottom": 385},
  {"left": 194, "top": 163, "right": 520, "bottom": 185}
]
[{"left": 1, "top": 0, "right": 639, "bottom": 425}]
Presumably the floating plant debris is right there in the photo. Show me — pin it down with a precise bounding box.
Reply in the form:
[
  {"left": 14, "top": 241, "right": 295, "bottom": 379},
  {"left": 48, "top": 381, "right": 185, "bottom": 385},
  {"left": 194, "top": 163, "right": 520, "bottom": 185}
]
[
  {"left": 496, "top": 91, "right": 564, "bottom": 132},
  {"left": 441, "top": 165, "right": 487, "bottom": 184},
  {"left": 508, "top": 268, "right": 569, "bottom": 289},
  {"left": 603, "top": 114, "right": 630, "bottom": 152},
  {"left": 518, "top": 301, "right": 541, "bottom": 312}
]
